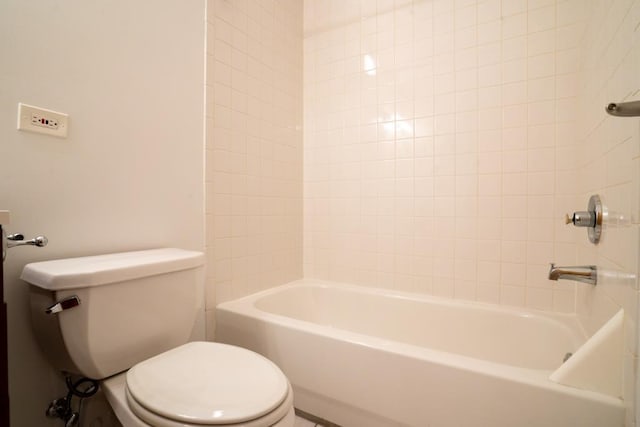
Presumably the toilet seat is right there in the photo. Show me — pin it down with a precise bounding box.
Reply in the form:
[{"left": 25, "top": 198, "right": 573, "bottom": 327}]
[
  {"left": 126, "top": 384, "right": 294, "bottom": 427},
  {"left": 125, "top": 342, "right": 293, "bottom": 426}
]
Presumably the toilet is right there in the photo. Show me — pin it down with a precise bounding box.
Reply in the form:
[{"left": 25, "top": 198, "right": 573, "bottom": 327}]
[{"left": 22, "top": 248, "right": 295, "bottom": 427}]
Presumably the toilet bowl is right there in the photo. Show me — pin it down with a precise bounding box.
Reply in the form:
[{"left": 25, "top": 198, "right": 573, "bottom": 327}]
[
  {"left": 103, "top": 342, "right": 295, "bottom": 427},
  {"left": 22, "top": 248, "right": 294, "bottom": 427}
]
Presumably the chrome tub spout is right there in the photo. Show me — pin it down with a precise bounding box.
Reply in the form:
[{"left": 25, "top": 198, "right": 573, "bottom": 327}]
[{"left": 548, "top": 263, "right": 597, "bottom": 285}]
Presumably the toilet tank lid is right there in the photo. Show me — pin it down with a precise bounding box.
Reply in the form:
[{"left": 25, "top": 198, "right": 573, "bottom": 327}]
[{"left": 20, "top": 248, "right": 204, "bottom": 291}]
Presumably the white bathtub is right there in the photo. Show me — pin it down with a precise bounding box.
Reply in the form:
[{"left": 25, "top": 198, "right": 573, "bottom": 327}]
[{"left": 215, "top": 279, "right": 624, "bottom": 427}]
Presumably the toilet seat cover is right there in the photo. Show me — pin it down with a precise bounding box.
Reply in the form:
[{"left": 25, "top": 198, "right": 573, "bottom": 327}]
[{"left": 126, "top": 342, "right": 289, "bottom": 425}]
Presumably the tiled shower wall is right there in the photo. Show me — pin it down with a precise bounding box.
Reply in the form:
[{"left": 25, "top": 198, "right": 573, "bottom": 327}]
[
  {"left": 205, "top": 0, "right": 303, "bottom": 323},
  {"left": 303, "top": 0, "right": 584, "bottom": 311},
  {"left": 205, "top": 0, "right": 640, "bottom": 423},
  {"left": 575, "top": 0, "right": 640, "bottom": 424}
]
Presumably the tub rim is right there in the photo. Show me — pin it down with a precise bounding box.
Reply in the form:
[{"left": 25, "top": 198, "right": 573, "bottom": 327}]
[{"left": 216, "top": 279, "right": 621, "bottom": 408}]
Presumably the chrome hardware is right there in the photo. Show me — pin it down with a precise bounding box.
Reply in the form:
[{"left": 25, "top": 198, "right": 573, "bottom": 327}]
[
  {"left": 46, "top": 375, "right": 97, "bottom": 427},
  {"left": 548, "top": 263, "right": 597, "bottom": 286},
  {"left": 46, "top": 296, "right": 81, "bottom": 314},
  {"left": 64, "top": 412, "right": 78, "bottom": 427},
  {"left": 47, "top": 398, "right": 78, "bottom": 427},
  {"left": 605, "top": 100, "right": 640, "bottom": 117},
  {"left": 7, "top": 235, "right": 48, "bottom": 248},
  {"left": 2, "top": 228, "right": 48, "bottom": 261},
  {"left": 46, "top": 397, "right": 70, "bottom": 419},
  {"left": 565, "top": 194, "right": 602, "bottom": 244},
  {"left": 565, "top": 211, "right": 594, "bottom": 227}
]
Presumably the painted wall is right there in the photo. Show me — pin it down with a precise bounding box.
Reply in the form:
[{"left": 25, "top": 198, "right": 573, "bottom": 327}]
[
  {"left": 575, "top": 1, "right": 640, "bottom": 425},
  {"left": 205, "top": 0, "right": 303, "bottom": 329},
  {"left": 0, "top": 1, "right": 205, "bottom": 426}
]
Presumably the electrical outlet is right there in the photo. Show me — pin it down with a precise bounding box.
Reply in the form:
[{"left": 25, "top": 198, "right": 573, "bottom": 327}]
[{"left": 17, "top": 103, "right": 68, "bottom": 138}]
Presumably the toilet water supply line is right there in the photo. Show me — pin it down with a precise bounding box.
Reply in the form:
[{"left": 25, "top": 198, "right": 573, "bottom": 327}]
[{"left": 46, "top": 376, "right": 99, "bottom": 427}]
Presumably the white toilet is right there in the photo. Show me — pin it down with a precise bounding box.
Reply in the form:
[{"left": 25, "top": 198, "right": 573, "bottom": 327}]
[{"left": 22, "top": 248, "right": 295, "bottom": 427}]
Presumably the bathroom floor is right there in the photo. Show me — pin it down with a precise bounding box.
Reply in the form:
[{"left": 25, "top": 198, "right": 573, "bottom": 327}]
[
  {"left": 295, "top": 415, "right": 326, "bottom": 427},
  {"left": 293, "top": 407, "right": 344, "bottom": 426}
]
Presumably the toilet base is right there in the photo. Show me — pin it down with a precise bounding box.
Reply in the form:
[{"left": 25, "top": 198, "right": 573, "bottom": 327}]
[{"left": 102, "top": 373, "right": 295, "bottom": 427}]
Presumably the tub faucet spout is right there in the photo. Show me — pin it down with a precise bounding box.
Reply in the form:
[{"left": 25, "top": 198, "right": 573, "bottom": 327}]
[{"left": 548, "top": 263, "right": 597, "bottom": 285}]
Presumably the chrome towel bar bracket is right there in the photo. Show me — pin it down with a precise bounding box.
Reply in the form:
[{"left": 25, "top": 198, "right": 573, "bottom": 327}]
[{"left": 606, "top": 100, "right": 640, "bottom": 117}]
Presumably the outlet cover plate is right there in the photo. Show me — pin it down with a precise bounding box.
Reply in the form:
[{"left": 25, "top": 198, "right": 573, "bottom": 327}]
[{"left": 17, "top": 103, "right": 68, "bottom": 138}]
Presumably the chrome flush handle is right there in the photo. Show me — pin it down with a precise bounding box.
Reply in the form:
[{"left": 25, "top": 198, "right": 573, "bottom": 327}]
[{"left": 46, "top": 296, "right": 81, "bottom": 314}]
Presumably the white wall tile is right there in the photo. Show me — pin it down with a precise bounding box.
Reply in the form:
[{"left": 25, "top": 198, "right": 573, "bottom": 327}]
[
  {"left": 502, "top": 0, "right": 527, "bottom": 17},
  {"left": 301, "top": 12, "right": 639, "bottom": 407},
  {"left": 208, "top": 0, "right": 303, "bottom": 303},
  {"left": 572, "top": 0, "right": 640, "bottom": 423}
]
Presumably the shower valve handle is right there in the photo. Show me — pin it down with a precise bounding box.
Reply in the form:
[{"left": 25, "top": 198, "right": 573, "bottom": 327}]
[
  {"left": 564, "top": 194, "right": 602, "bottom": 244},
  {"left": 565, "top": 211, "right": 595, "bottom": 227}
]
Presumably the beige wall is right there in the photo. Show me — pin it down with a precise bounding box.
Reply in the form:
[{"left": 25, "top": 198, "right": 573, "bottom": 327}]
[
  {"left": 0, "top": 1, "right": 205, "bottom": 426},
  {"left": 575, "top": 1, "right": 640, "bottom": 424},
  {"left": 205, "top": 0, "right": 304, "bottom": 329}
]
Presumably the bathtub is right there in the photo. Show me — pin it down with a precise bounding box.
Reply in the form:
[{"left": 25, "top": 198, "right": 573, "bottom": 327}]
[{"left": 215, "top": 279, "right": 624, "bottom": 427}]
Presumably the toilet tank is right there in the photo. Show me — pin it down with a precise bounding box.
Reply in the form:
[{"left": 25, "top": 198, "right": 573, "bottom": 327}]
[{"left": 22, "top": 248, "right": 205, "bottom": 380}]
